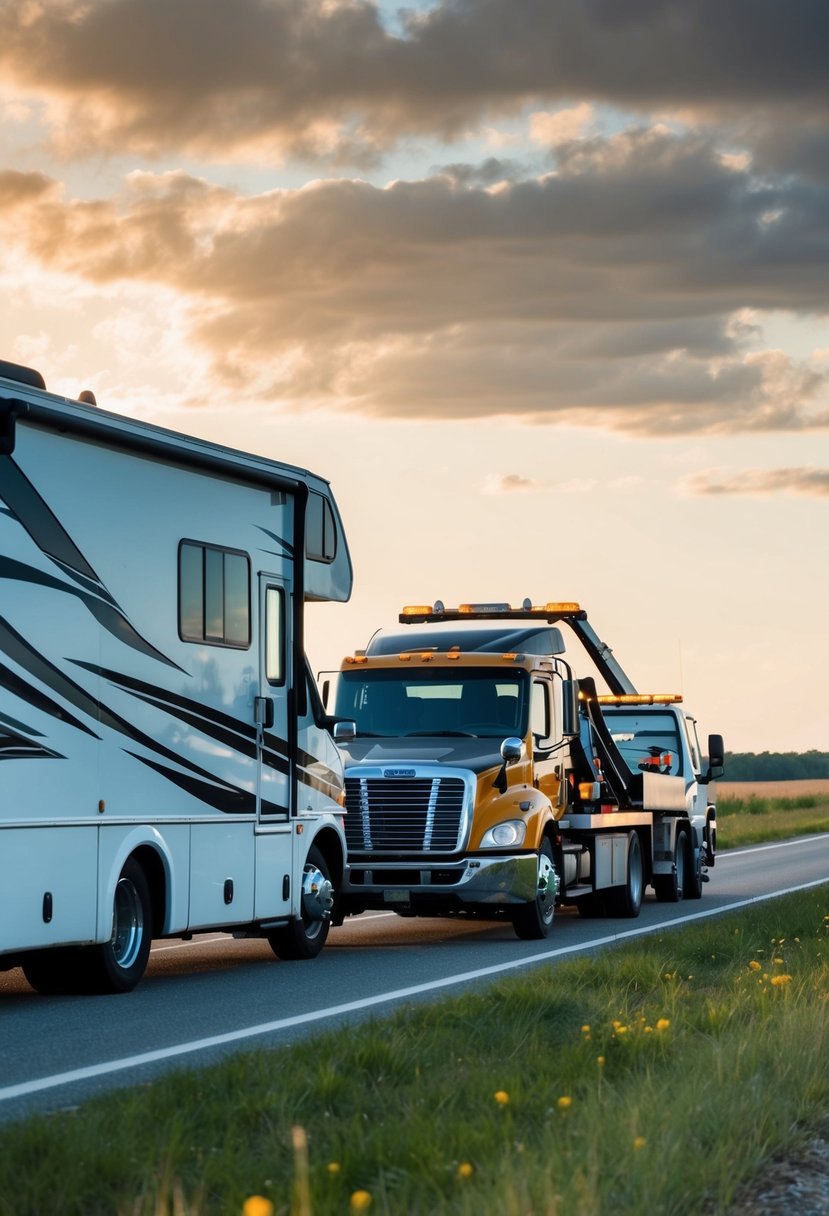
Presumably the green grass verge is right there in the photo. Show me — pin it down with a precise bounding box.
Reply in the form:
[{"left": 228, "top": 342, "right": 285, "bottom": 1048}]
[
  {"left": 717, "top": 795, "right": 829, "bottom": 849},
  {"left": 1, "top": 888, "right": 827, "bottom": 1216}
]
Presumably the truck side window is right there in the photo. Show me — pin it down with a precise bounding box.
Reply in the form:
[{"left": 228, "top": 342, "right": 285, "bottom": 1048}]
[
  {"left": 532, "top": 680, "right": 551, "bottom": 743},
  {"left": 179, "top": 541, "right": 251, "bottom": 648}
]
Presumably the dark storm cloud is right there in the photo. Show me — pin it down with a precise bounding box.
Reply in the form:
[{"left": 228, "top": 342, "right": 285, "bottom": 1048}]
[{"left": 0, "top": 0, "right": 827, "bottom": 162}]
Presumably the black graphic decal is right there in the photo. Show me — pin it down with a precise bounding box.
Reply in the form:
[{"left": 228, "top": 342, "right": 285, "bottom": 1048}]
[
  {"left": 0, "top": 556, "right": 183, "bottom": 671},
  {"left": 0, "top": 725, "right": 63, "bottom": 760},
  {"left": 127, "top": 753, "right": 255, "bottom": 815},
  {"left": 257, "top": 525, "right": 294, "bottom": 559}
]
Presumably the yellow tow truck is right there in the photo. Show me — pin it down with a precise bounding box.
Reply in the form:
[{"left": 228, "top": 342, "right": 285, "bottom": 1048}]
[{"left": 325, "top": 601, "right": 723, "bottom": 938}]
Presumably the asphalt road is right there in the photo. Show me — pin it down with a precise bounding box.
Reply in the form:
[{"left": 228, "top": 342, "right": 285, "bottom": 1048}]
[{"left": 1, "top": 835, "right": 827, "bottom": 1124}]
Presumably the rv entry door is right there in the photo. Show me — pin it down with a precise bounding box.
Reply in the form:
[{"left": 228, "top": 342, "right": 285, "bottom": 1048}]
[
  {"left": 255, "top": 575, "right": 292, "bottom": 821},
  {"left": 253, "top": 575, "right": 294, "bottom": 920}
]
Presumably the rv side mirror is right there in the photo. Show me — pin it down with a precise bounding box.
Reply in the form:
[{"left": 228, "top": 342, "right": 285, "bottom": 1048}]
[
  {"left": 332, "top": 719, "right": 356, "bottom": 744},
  {"left": 500, "top": 737, "right": 524, "bottom": 765},
  {"left": 561, "top": 679, "right": 579, "bottom": 737}
]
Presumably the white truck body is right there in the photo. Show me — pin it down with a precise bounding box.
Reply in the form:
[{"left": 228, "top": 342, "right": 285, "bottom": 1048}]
[{"left": 0, "top": 359, "right": 352, "bottom": 991}]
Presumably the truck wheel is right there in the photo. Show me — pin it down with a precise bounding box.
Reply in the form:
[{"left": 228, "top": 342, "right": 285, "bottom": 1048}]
[
  {"left": 81, "top": 858, "right": 153, "bottom": 994},
  {"left": 653, "top": 828, "right": 688, "bottom": 903},
  {"left": 606, "top": 831, "right": 644, "bottom": 918},
  {"left": 268, "top": 846, "right": 334, "bottom": 960},
  {"left": 512, "top": 839, "right": 556, "bottom": 940},
  {"left": 685, "top": 835, "right": 704, "bottom": 899}
]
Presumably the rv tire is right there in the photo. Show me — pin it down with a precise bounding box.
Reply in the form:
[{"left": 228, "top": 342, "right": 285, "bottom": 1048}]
[
  {"left": 21, "top": 947, "right": 84, "bottom": 995},
  {"left": 82, "top": 858, "right": 153, "bottom": 994},
  {"left": 267, "top": 845, "right": 333, "bottom": 960}
]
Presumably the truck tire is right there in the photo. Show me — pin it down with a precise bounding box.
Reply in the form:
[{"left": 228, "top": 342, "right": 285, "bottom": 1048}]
[
  {"left": 653, "top": 827, "right": 688, "bottom": 903},
  {"left": 685, "top": 836, "right": 704, "bottom": 900},
  {"left": 512, "top": 838, "right": 556, "bottom": 940},
  {"left": 605, "top": 831, "right": 644, "bottom": 918},
  {"left": 268, "top": 846, "right": 334, "bottom": 960}
]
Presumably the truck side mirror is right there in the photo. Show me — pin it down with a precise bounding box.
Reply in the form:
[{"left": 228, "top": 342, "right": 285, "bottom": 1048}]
[
  {"left": 500, "top": 737, "right": 524, "bottom": 764},
  {"left": 561, "top": 679, "right": 579, "bottom": 737},
  {"left": 332, "top": 719, "right": 356, "bottom": 744},
  {"left": 701, "top": 733, "right": 725, "bottom": 783}
]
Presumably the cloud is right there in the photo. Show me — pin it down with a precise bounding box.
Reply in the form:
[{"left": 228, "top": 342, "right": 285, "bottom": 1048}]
[
  {"left": 682, "top": 467, "right": 829, "bottom": 497},
  {"left": 482, "top": 473, "right": 543, "bottom": 494},
  {"left": 2, "top": 128, "right": 829, "bottom": 433},
  {"left": 1, "top": 0, "right": 828, "bottom": 166}
]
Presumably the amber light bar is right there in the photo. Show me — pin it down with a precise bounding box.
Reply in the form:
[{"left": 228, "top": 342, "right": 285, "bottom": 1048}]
[
  {"left": 596, "top": 693, "right": 683, "bottom": 705},
  {"left": 400, "top": 599, "right": 583, "bottom": 623}
]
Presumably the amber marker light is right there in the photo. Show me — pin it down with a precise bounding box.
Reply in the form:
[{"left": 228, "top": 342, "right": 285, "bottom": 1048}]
[
  {"left": 345, "top": 655, "right": 368, "bottom": 665},
  {"left": 401, "top": 605, "right": 433, "bottom": 616},
  {"left": 543, "top": 601, "right": 581, "bottom": 613}
]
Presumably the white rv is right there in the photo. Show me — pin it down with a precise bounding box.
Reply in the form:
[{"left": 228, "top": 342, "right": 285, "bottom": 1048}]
[{"left": 0, "top": 359, "right": 352, "bottom": 994}]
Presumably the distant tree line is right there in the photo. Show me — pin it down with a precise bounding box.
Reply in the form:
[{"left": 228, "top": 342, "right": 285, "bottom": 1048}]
[{"left": 724, "top": 750, "right": 829, "bottom": 780}]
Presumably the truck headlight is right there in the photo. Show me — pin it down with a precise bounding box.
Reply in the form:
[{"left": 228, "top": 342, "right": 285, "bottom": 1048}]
[{"left": 480, "top": 820, "right": 527, "bottom": 848}]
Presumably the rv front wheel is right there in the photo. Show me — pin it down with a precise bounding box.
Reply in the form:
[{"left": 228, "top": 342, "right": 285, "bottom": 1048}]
[
  {"left": 83, "top": 858, "right": 153, "bottom": 994},
  {"left": 267, "top": 845, "right": 334, "bottom": 961}
]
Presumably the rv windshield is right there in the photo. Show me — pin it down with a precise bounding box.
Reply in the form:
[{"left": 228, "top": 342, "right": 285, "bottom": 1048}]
[
  {"left": 603, "top": 710, "right": 684, "bottom": 777},
  {"left": 334, "top": 668, "right": 528, "bottom": 739}
]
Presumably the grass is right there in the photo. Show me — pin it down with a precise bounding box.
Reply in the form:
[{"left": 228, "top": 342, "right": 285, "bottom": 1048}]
[
  {"left": 716, "top": 793, "right": 829, "bottom": 849},
  {"left": 0, "top": 888, "right": 827, "bottom": 1216}
]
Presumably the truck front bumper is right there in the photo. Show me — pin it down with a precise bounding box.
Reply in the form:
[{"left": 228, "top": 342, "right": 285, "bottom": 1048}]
[{"left": 342, "top": 852, "right": 540, "bottom": 909}]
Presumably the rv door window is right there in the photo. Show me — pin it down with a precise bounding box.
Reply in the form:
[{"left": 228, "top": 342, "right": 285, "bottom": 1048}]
[
  {"left": 179, "top": 541, "right": 251, "bottom": 648},
  {"left": 265, "top": 586, "right": 286, "bottom": 685}
]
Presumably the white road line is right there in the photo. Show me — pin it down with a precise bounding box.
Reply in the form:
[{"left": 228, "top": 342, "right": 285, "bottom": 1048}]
[
  {"left": 2, "top": 875, "right": 827, "bottom": 1106},
  {"left": 722, "top": 835, "right": 829, "bottom": 858}
]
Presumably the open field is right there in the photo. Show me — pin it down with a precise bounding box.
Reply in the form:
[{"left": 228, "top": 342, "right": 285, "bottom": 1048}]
[{"left": 717, "top": 779, "right": 829, "bottom": 799}]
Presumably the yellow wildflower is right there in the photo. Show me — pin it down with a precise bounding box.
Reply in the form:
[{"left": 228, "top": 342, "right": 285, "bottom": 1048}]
[
  {"left": 457, "top": 1162, "right": 474, "bottom": 1180},
  {"left": 597, "top": 1055, "right": 606, "bottom": 1067},
  {"left": 770, "top": 974, "right": 792, "bottom": 987},
  {"left": 773, "top": 957, "right": 784, "bottom": 965},
  {"left": 633, "top": 1137, "right": 647, "bottom": 1150},
  {"left": 350, "top": 1191, "right": 373, "bottom": 1212},
  {"left": 749, "top": 960, "right": 762, "bottom": 971},
  {"left": 557, "top": 1096, "right": 572, "bottom": 1111},
  {"left": 242, "top": 1199, "right": 274, "bottom": 1216},
  {"left": 655, "top": 1018, "right": 670, "bottom": 1032},
  {"left": 581, "top": 1024, "right": 591, "bottom": 1034},
  {"left": 494, "top": 1090, "right": 510, "bottom": 1106},
  {"left": 326, "top": 1162, "right": 341, "bottom": 1175}
]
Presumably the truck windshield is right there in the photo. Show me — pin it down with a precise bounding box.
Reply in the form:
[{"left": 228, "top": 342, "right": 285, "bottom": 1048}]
[
  {"left": 334, "top": 668, "right": 527, "bottom": 738},
  {"left": 603, "top": 710, "right": 684, "bottom": 777}
]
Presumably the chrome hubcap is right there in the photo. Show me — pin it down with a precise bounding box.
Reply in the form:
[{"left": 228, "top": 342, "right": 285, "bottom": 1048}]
[{"left": 111, "top": 877, "right": 144, "bottom": 970}]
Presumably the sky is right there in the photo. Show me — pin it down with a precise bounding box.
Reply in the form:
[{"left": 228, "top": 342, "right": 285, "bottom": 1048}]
[{"left": 1, "top": 0, "right": 827, "bottom": 754}]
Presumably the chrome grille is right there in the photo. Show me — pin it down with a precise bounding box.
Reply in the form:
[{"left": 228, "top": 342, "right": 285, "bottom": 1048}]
[{"left": 344, "top": 776, "right": 466, "bottom": 853}]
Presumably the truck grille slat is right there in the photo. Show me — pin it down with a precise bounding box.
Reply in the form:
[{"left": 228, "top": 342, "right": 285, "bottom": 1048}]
[{"left": 345, "top": 776, "right": 465, "bottom": 852}]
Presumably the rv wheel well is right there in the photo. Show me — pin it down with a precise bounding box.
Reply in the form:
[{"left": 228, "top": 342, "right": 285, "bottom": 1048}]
[
  {"left": 309, "top": 828, "right": 344, "bottom": 885},
  {"left": 131, "top": 846, "right": 166, "bottom": 938}
]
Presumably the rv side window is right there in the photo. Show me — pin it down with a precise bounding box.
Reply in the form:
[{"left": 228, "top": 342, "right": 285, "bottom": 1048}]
[
  {"left": 179, "top": 541, "right": 251, "bottom": 648},
  {"left": 306, "top": 492, "right": 336, "bottom": 563},
  {"left": 265, "top": 586, "right": 286, "bottom": 685}
]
